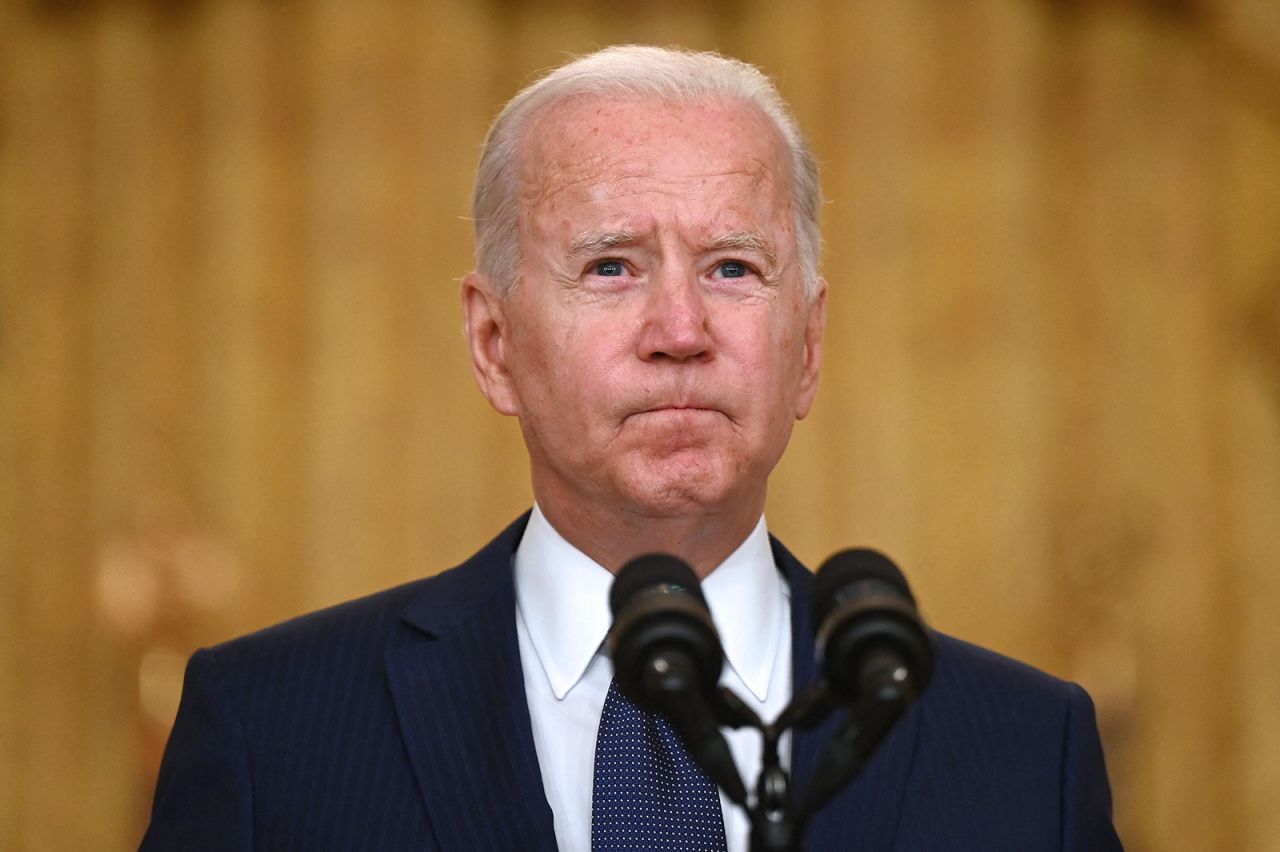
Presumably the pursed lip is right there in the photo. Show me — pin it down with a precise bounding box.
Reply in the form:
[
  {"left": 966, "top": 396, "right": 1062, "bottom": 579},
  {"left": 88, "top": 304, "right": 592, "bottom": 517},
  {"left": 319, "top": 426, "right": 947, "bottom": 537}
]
[
  {"left": 625, "top": 404, "right": 725, "bottom": 422},
  {"left": 646, "top": 404, "right": 714, "bottom": 412}
]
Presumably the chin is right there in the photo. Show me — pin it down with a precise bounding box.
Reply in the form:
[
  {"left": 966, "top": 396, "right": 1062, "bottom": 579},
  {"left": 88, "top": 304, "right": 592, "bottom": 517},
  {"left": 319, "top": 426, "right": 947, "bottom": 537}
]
[{"left": 618, "top": 460, "right": 742, "bottom": 519}]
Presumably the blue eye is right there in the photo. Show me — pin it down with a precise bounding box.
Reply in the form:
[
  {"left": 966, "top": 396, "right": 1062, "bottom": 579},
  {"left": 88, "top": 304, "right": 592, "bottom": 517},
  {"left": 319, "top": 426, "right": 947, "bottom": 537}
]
[
  {"left": 717, "top": 261, "right": 749, "bottom": 279},
  {"left": 592, "top": 260, "right": 625, "bottom": 277}
]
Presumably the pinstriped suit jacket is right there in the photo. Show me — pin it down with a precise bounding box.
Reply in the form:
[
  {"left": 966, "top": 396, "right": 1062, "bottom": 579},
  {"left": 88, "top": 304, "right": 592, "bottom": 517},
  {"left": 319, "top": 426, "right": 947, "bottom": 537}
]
[{"left": 140, "top": 513, "right": 1122, "bottom": 850}]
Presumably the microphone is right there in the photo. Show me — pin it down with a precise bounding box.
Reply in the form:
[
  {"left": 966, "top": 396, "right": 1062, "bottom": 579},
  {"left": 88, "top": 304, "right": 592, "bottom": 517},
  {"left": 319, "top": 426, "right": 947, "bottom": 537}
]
[
  {"left": 811, "top": 548, "right": 934, "bottom": 704},
  {"left": 801, "top": 548, "right": 934, "bottom": 815},
  {"left": 608, "top": 554, "right": 748, "bottom": 805}
]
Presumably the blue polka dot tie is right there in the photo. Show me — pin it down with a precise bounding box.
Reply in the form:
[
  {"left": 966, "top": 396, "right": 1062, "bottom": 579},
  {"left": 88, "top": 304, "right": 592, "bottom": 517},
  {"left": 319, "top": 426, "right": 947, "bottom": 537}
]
[{"left": 591, "top": 677, "right": 729, "bottom": 851}]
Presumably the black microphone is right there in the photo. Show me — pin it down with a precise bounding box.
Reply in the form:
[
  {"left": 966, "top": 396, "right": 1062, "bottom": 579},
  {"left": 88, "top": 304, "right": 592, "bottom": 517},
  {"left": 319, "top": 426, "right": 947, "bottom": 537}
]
[
  {"left": 812, "top": 548, "right": 934, "bottom": 704},
  {"left": 801, "top": 549, "right": 934, "bottom": 816},
  {"left": 608, "top": 554, "right": 748, "bottom": 805}
]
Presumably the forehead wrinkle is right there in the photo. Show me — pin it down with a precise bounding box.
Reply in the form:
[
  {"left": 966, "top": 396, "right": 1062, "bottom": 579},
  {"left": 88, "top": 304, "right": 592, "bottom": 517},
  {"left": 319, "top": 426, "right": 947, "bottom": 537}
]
[
  {"left": 519, "top": 122, "right": 786, "bottom": 204},
  {"left": 519, "top": 166, "right": 610, "bottom": 212},
  {"left": 518, "top": 91, "right": 793, "bottom": 199},
  {"left": 524, "top": 152, "right": 780, "bottom": 209}
]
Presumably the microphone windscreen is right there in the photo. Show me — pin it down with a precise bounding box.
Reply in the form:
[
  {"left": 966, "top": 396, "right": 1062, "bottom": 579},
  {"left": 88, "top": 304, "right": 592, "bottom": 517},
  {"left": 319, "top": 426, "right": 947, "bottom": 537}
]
[
  {"left": 610, "top": 553, "right": 705, "bottom": 615},
  {"left": 812, "top": 548, "right": 914, "bottom": 628}
]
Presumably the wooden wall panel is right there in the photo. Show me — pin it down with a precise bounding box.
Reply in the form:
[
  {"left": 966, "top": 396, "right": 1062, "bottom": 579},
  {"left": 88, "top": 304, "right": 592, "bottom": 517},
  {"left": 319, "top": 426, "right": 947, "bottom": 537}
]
[
  {"left": 192, "top": 0, "right": 311, "bottom": 633},
  {"left": 1221, "top": 93, "right": 1280, "bottom": 850},
  {"left": 1, "top": 0, "right": 1277, "bottom": 849},
  {"left": 2, "top": 6, "right": 101, "bottom": 848}
]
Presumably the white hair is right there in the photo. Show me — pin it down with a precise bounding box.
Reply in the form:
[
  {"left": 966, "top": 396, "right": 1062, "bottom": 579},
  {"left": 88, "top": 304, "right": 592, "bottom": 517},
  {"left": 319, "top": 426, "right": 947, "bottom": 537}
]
[{"left": 471, "top": 44, "right": 822, "bottom": 299}]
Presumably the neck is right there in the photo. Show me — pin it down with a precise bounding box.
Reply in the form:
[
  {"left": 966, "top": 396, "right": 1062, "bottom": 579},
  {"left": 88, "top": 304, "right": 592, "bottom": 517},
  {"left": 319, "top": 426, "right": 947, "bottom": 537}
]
[{"left": 533, "top": 495, "right": 765, "bottom": 579}]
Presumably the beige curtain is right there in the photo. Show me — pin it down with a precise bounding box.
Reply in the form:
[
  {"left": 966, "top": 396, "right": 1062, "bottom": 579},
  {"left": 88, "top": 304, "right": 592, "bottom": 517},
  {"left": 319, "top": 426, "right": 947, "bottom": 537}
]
[{"left": 2, "top": 0, "right": 1278, "bottom": 849}]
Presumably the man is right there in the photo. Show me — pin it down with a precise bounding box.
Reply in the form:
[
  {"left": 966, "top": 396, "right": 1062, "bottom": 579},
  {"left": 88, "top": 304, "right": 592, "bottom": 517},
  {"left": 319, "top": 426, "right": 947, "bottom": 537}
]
[{"left": 141, "top": 46, "right": 1121, "bottom": 850}]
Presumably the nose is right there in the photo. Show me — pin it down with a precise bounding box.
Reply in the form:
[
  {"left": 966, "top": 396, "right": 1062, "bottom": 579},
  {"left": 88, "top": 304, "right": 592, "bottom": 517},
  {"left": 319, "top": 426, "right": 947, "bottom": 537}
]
[{"left": 636, "top": 268, "right": 713, "bottom": 363}]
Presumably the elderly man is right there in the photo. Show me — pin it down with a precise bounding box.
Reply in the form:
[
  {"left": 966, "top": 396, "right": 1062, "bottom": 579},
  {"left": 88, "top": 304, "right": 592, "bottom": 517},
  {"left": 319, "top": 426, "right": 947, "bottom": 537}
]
[{"left": 142, "top": 46, "right": 1121, "bottom": 851}]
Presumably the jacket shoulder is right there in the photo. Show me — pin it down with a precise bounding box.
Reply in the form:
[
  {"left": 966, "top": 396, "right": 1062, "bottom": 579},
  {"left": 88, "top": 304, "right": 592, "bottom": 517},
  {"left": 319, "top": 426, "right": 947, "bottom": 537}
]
[
  {"left": 930, "top": 632, "right": 1080, "bottom": 704},
  {"left": 896, "top": 632, "right": 1116, "bottom": 849},
  {"left": 206, "top": 513, "right": 529, "bottom": 670},
  {"left": 205, "top": 576, "right": 426, "bottom": 672},
  {"left": 920, "top": 631, "right": 1088, "bottom": 762}
]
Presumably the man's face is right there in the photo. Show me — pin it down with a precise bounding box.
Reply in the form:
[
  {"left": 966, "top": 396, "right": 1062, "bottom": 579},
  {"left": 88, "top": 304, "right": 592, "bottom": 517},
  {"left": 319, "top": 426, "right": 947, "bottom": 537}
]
[{"left": 467, "top": 95, "right": 825, "bottom": 526}]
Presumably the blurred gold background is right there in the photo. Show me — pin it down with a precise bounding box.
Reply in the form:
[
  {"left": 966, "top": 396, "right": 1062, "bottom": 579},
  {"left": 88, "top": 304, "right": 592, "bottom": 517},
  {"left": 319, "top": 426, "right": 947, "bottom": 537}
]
[{"left": 2, "top": 0, "right": 1278, "bottom": 849}]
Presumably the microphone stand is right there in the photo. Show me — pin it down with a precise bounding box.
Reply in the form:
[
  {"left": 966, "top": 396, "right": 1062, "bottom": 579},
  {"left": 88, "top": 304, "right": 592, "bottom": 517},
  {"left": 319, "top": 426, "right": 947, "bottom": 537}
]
[
  {"left": 704, "top": 661, "right": 921, "bottom": 852},
  {"left": 709, "top": 689, "right": 802, "bottom": 851}
]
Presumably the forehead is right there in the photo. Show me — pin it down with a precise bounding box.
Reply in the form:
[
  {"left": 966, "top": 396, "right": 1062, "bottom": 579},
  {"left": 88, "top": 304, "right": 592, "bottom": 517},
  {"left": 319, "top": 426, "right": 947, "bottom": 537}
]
[{"left": 516, "top": 94, "right": 793, "bottom": 228}]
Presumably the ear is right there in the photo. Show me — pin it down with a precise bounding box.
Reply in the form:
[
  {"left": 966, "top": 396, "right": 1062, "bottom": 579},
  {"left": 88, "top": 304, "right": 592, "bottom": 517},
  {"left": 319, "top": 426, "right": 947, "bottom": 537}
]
[
  {"left": 794, "top": 278, "right": 827, "bottom": 421},
  {"left": 462, "top": 272, "right": 521, "bottom": 416}
]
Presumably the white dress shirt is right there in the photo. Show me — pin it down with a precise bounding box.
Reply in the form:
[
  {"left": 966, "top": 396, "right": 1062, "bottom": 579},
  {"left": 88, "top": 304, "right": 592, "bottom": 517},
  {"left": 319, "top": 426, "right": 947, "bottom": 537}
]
[{"left": 514, "top": 504, "right": 793, "bottom": 852}]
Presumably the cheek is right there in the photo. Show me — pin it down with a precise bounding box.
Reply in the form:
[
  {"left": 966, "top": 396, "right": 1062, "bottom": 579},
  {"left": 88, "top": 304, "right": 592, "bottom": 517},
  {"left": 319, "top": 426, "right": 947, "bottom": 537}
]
[
  {"left": 754, "top": 318, "right": 810, "bottom": 414},
  {"left": 504, "top": 315, "right": 562, "bottom": 410},
  {"left": 511, "top": 313, "right": 611, "bottom": 422}
]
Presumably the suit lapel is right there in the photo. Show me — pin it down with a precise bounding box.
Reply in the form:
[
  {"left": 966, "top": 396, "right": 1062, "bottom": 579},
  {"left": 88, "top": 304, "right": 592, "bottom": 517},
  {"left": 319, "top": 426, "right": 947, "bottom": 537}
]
[
  {"left": 775, "top": 538, "right": 923, "bottom": 851},
  {"left": 385, "top": 515, "right": 557, "bottom": 852}
]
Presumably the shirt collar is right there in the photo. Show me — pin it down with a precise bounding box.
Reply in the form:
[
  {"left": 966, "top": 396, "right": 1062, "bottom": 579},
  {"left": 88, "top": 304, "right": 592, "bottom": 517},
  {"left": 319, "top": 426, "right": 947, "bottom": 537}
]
[
  {"left": 701, "top": 515, "right": 785, "bottom": 702},
  {"left": 514, "top": 505, "right": 615, "bottom": 700},
  {"left": 514, "top": 504, "right": 783, "bottom": 702}
]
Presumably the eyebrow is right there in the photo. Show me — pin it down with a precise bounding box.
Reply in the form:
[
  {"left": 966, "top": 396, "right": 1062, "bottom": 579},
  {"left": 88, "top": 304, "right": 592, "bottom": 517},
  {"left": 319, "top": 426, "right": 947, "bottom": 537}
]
[
  {"left": 708, "top": 231, "right": 778, "bottom": 269},
  {"left": 564, "top": 228, "right": 780, "bottom": 269},
  {"left": 566, "top": 231, "right": 637, "bottom": 260}
]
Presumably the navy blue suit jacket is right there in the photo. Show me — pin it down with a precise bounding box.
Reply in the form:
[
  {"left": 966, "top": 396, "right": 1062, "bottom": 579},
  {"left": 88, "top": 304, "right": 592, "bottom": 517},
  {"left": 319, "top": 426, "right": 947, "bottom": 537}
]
[{"left": 141, "top": 515, "right": 1122, "bottom": 850}]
